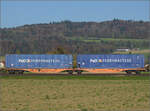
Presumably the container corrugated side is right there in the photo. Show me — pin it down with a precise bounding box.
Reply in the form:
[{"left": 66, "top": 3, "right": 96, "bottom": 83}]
[
  {"left": 6, "top": 54, "right": 72, "bottom": 69},
  {"left": 77, "top": 54, "right": 144, "bottom": 69}
]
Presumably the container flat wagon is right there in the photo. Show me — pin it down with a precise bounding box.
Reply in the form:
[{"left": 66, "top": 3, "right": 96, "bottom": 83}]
[
  {"left": 5, "top": 54, "right": 73, "bottom": 74},
  {"left": 76, "top": 54, "right": 146, "bottom": 74}
]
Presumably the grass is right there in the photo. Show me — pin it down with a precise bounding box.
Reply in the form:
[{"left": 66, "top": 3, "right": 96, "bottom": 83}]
[
  {"left": 113, "top": 49, "right": 150, "bottom": 54},
  {"left": 68, "top": 37, "right": 149, "bottom": 44},
  {"left": 141, "top": 72, "right": 150, "bottom": 74},
  {"left": 83, "top": 38, "right": 148, "bottom": 44},
  {"left": 0, "top": 75, "right": 150, "bottom": 80},
  {"left": 67, "top": 37, "right": 150, "bottom": 53},
  {"left": 0, "top": 76, "right": 150, "bottom": 111}
]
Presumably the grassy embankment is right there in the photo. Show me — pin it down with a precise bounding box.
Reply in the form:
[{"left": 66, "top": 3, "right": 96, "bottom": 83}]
[{"left": 0, "top": 75, "right": 150, "bottom": 111}]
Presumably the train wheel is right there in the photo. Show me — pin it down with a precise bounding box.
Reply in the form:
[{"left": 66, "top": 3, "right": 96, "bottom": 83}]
[
  {"left": 77, "top": 70, "right": 82, "bottom": 75},
  {"left": 19, "top": 71, "right": 24, "bottom": 75},
  {"left": 126, "top": 71, "right": 132, "bottom": 75},
  {"left": 15, "top": 71, "right": 21, "bottom": 75},
  {"left": 135, "top": 71, "right": 141, "bottom": 75},
  {"left": 15, "top": 71, "right": 19, "bottom": 75},
  {"left": 68, "top": 70, "right": 73, "bottom": 75},
  {"left": 12, "top": 71, "right": 16, "bottom": 74},
  {"left": 8, "top": 71, "right": 15, "bottom": 74},
  {"left": 8, "top": 71, "right": 12, "bottom": 74}
]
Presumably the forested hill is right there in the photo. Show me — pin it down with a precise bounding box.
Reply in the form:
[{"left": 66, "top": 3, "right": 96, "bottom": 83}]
[
  {"left": 1, "top": 19, "right": 150, "bottom": 39},
  {"left": 0, "top": 19, "right": 150, "bottom": 55}
]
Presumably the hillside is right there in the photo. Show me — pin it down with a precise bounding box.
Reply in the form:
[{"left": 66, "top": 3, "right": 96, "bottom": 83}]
[{"left": 0, "top": 19, "right": 150, "bottom": 55}]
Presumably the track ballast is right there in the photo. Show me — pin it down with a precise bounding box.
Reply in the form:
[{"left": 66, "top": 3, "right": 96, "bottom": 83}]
[{"left": 0, "top": 73, "right": 150, "bottom": 76}]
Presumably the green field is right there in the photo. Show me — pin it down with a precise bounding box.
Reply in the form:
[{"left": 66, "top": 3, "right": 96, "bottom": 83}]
[
  {"left": 0, "top": 76, "right": 150, "bottom": 111},
  {"left": 83, "top": 38, "right": 148, "bottom": 43},
  {"left": 113, "top": 49, "right": 150, "bottom": 64},
  {"left": 67, "top": 37, "right": 150, "bottom": 50},
  {"left": 68, "top": 37, "right": 149, "bottom": 43}
]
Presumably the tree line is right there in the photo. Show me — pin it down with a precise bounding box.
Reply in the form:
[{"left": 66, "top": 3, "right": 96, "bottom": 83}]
[{"left": 0, "top": 19, "right": 149, "bottom": 56}]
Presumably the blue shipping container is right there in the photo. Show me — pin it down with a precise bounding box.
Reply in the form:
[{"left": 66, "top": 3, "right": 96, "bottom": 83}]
[
  {"left": 6, "top": 54, "right": 72, "bottom": 69},
  {"left": 77, "top": 54, "right": 144, "bottom": 69}
]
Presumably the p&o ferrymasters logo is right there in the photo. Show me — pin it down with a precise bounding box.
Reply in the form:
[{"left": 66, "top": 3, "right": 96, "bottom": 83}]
[
  {"left": 18, "top": 59, "right": 60, "bottom": 63},
  {"left": 90, "top": 58, "right": 132, "bottom": 63}
]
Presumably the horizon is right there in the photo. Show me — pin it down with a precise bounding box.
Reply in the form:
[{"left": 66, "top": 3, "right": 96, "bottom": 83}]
[
  {"left": 1, "top": 18, "right": 149, "bottom": 29},
  {"left": 1, "top": 1, "right": 149, "bottom": 28}
]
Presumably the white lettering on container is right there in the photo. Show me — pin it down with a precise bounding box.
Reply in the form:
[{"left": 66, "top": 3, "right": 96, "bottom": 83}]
[
  {"left": 90, "top": 58, "right": 131, "bottom": 63},
  {"left": 18, "top": 59, "right": 60, "bottom": 63}
]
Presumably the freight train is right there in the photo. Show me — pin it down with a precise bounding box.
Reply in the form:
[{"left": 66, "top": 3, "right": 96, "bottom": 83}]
[{"left": 0, "top": 54, "right": 149, "bottom": 74}]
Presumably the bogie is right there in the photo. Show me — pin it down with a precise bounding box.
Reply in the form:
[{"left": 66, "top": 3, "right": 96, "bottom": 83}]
[
  {"left": 77, "top": 70, "right": 82, "bottom": 75},
  {"left": 135, "top": 71, "right": 141, "bottom": 74},
  {"left": 68, "top": 70, "right": 73, "bottom": 75},
  {"left": 125, "top": 71, "right": 132, "bottom": 75},
  {"left": 125, "top": 70, "right": 141, "bottom": 75}
]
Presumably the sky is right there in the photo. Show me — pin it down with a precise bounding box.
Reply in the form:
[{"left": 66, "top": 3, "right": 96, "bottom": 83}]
[{"left": 1, "top": 1, "right": 150, "bottom": 28}]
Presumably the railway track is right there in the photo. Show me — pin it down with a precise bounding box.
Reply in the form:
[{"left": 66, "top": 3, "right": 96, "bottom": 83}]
[{"left": 0, "top": 73, "right": 150, "bottom": 76}]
